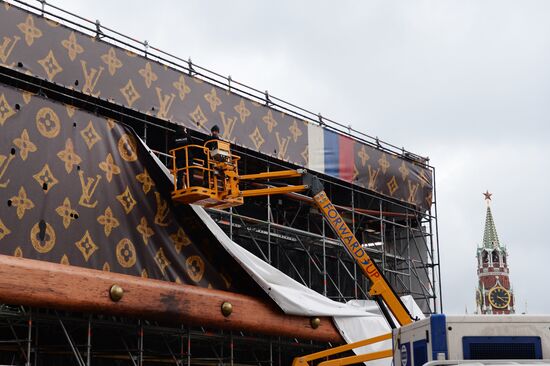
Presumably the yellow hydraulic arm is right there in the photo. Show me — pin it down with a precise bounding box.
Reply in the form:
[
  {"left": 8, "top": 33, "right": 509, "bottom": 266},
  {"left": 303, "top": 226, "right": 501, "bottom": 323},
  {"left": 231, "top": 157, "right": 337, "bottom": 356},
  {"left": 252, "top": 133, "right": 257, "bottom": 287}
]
[
  {"left": 303, "top": 174, "right": 413, "bottom": 328},
  {"left": 291, "top": 332, "right": 392, "bottom": 366}
]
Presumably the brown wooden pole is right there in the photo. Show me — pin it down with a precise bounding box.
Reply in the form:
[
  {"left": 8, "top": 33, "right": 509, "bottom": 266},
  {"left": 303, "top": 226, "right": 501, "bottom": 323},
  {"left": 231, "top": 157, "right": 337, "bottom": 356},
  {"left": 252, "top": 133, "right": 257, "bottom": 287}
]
[{"left": 0, "top": 255, "right": 343, "bottom": 343}]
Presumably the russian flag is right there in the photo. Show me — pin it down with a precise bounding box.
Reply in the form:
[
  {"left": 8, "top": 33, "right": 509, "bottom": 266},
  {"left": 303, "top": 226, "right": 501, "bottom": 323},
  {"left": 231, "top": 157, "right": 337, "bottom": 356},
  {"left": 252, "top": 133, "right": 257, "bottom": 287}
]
[{"left": 308, "top": 124, "right": 354, "bottom": 182}]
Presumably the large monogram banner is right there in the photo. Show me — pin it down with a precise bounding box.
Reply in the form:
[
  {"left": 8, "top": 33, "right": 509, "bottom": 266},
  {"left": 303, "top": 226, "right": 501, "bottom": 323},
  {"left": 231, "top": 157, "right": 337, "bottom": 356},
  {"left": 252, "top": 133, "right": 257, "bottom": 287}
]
[
  {"left": 0, "top": 1, "right": 432, "bottom": 210},
  {"left": 0, "top": 82, "right": 255, "bottom": 291}
]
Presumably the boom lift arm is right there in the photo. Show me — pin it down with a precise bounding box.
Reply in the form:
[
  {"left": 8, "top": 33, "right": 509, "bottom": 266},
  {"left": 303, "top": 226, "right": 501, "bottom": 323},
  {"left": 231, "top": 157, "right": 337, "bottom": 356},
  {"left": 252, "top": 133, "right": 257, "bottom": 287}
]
[
  {"left": 169, "top": 141, "right": 413, "bottom": 328},
  {"left": 303, "top": 174, "right": 413, "bottom": 328}
]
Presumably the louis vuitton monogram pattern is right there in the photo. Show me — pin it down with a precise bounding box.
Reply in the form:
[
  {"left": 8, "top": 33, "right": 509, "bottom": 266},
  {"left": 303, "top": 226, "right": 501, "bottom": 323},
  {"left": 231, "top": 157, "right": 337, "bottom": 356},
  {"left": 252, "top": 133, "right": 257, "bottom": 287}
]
[
  {"left": 0, "top": 2, "right": 432, "bottom": 210},
  {"left": 0, "top": 83, "right": 233, "bottom": 289},
  {"left": 352, "top": 141, "right": 433, "bottom": 208}
]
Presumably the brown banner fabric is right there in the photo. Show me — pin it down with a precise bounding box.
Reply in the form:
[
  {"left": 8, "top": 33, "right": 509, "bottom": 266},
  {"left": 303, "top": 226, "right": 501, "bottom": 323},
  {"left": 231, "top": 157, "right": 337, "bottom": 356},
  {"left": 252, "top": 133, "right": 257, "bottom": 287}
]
[
  {"left": 352, "top": 140, "right": 433, "bottom": 209},
  {"left": 0, "top": 82, "right": 257, "bottom": 292},
  {"left": 0, "top": 2, "right": 432, "bottom": 210}
]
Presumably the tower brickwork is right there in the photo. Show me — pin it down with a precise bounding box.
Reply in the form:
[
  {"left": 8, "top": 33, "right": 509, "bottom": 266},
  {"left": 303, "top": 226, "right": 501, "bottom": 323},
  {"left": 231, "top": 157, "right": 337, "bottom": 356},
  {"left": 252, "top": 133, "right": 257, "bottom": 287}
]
[{"left": 475, "top": 192, "right": 515, "bottom": 314}]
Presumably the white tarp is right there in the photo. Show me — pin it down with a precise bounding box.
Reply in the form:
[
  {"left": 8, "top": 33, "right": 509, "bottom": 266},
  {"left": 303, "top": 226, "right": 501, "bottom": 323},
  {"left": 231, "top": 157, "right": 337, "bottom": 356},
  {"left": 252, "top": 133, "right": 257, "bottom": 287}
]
[
  {"left": 193, "top": 205, "right": 379, "bottom": 317},
  {"left": 193, "top": 205, "right": 424, "bottom": 364},
  {"left": 333, "top": 299, "right": 424, "bottom": 364},
  {"left": 143, "top": 138, "right": 424, "bottom": 363}
]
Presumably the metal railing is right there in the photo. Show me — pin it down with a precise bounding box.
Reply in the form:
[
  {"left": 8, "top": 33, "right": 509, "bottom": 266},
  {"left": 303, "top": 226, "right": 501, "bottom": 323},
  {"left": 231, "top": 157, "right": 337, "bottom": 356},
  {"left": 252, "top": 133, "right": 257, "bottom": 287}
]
[{"left": 8, "top": 0, "right": 431, "bottom": 167}]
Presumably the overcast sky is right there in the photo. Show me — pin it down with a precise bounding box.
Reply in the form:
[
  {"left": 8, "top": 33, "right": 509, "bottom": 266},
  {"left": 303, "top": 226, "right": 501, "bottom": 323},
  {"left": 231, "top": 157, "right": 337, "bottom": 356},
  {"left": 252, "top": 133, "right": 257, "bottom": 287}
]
[{"left": 48, "top": 0, "right": 550, "bottom": 314}]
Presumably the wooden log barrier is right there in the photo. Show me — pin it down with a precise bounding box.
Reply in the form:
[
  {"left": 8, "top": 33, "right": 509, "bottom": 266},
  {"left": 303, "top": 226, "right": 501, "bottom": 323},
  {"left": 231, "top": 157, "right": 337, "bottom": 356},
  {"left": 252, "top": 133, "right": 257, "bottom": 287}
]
[{"left": 0, "top": 255, "right": 343, "bottom": 343}]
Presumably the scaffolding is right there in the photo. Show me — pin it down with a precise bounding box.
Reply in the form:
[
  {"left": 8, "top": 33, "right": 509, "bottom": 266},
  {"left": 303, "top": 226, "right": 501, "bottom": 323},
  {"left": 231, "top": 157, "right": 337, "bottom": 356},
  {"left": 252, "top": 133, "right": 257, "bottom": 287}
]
[
  {"left": 202, "top": 148, "right": 441, "bottom": 314},
  {"left": 153, "top": 133, "right": 440, "bottom": 313},
  {"left": 0, "top": 305, "right": 329, "bottom": 366}
]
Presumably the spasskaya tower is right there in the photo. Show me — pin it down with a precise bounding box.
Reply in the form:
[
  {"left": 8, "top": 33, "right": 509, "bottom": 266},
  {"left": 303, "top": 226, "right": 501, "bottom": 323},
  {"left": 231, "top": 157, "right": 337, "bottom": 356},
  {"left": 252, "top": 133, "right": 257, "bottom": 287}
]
[{"left": 475, "top": 191, "right": 515, "bottom": 314}]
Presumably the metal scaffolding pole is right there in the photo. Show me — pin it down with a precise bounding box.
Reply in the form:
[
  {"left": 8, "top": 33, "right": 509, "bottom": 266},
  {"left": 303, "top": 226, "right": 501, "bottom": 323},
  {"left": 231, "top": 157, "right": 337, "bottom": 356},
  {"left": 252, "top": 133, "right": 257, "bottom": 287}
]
[
  {"left": 26, "top": 310, "right": 31, "bottom": 366},
  {"left": 57, "top": 313, "right": 85, "bottom": 366},
  {"left": 187, "top": 326, "right": 191, "bottom": 366},
  {"left": 86, "top": 316, "right": 91, "bottom": 366},
  {"left": 138, "top": 320, "right": 143, "bottom": 366},
  {"left": 322, "top": 219, "right": 327, "bottom": 297},
  {"left": 267, "top": 165, "right": 272, "bottom": 264},
  {"left": 351, "top": 186, "right": 358, "bottom": 299}
]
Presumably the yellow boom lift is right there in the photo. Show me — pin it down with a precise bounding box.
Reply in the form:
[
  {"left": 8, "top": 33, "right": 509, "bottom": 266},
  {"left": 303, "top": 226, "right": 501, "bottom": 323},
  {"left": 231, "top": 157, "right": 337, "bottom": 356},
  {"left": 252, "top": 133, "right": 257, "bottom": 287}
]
[{"left": 170, "top": 140, "right": 414, "bottom": 365}]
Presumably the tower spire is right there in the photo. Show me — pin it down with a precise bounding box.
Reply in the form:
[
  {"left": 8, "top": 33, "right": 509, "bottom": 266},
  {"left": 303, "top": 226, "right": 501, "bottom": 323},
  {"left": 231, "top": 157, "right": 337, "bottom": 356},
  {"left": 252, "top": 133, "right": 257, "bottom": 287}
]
[
  {"left": 476, "top": 191, "right": 514, "bottom": 314},
  {"left": 482, "top": 191, "right": 500, "bottom": 249}
]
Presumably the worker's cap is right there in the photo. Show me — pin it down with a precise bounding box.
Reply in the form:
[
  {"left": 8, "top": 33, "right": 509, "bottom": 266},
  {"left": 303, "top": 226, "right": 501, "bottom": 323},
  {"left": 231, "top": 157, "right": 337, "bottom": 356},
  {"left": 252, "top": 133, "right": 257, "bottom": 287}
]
[{"left": 211, "top": 125, "right": 220, "bottom": 133}]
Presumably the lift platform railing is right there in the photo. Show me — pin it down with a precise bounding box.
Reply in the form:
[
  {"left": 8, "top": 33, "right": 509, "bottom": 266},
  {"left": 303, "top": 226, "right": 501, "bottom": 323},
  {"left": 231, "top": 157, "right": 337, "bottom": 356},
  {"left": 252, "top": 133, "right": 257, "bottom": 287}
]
[
  {"left": 169, "top": 140, "right": 244, "bottom": 209},
  {"left": 170, "top": 144, "right": 212, "bottom": 191}
]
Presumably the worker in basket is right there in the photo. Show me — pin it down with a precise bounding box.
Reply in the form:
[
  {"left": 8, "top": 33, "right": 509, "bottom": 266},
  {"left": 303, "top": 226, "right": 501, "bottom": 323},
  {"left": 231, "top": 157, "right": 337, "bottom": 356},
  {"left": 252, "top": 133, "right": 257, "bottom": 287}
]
[
  {"left": 204, "top": 125, "right": 220, "bottom": 150},
  {"left": 203, "top": 125, "right": 229, "bottom": 188}
]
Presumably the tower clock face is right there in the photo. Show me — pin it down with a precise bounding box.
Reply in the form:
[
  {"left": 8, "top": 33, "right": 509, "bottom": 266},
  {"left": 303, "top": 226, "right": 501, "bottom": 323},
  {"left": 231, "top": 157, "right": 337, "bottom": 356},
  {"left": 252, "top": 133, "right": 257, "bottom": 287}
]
[{"left": 488, "top": 286, "right": 510, "bottom": 309}]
